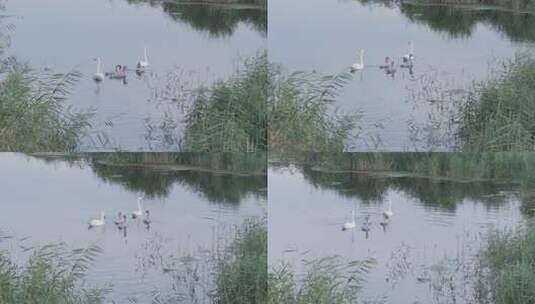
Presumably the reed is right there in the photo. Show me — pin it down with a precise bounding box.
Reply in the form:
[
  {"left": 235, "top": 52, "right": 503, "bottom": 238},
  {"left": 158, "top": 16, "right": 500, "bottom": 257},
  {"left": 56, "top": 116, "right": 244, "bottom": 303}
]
[
  {"left": 457, "top": 54, "right": 535, "bottom": 151},
  {"left": 269, "top": 256, "right": 378, "bottom": 304},
  {"left": 0, "top": 243, "right": 106, "bottom": 304},
  {"left": 183, "top": 52, "right": 268, "bottom": 152},
  {"left": 0, "top": 59, "right": 92, "bottom": 152},
  {"left": 268, "top": 69, "right": 359, "bottom": 152}
]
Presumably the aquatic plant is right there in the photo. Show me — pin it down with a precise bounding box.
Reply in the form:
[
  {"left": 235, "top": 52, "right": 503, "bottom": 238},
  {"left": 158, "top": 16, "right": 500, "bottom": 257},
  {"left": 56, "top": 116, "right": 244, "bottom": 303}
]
[
  {"left": 0, "top": 243, "right": 107, "bottom": 304},
  {"left": 213, "top": 218, "right": 267, "bottom": 304},
  {"left": 456, "top": 54, "right": 535, "bottom": 151},
  {"left": 182, "top": 52, "right": 268, "bottom": 152},
  {"left": 269, "top": 256, "right": 378, "bottom": 304},
  {"left": 0, "top": 59, "right": 92, "bottom": 151},
  {"left": 477, "top": 223, "right": 535, "bottom": 304},
  {"left": 147, "top": 217, "right": 267, "bottom": 304},
  {"left": 268, "top": 69, "right": 360, "bottom": 152}
]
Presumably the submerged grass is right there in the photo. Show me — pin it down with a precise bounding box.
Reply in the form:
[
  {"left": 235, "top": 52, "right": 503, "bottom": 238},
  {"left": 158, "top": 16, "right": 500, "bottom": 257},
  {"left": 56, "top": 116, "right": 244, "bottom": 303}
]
[
  {"left": 0, "top": 58, "right": 92, "bottom": 152},
  {"left": 0, "top": 242, "right": 107, "bottom": 304}
]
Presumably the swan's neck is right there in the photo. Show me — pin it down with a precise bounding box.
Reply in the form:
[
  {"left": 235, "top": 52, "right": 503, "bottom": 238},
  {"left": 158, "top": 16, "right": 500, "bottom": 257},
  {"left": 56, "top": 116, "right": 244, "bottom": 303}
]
[
  {"left": 388, "top": 201, "right": 392, "bottom": 211},
  {"left": 359, "top": 52, "right": 363, "bottom": 65},
  {"left": 96, "top": 58, "right": 101, "bottom": 74},
  {"left": 143, "top": 48, "right": 148, "bottom": 62},
  {"left": 409, "top": 42, "right": 414, "bottom": 54}
]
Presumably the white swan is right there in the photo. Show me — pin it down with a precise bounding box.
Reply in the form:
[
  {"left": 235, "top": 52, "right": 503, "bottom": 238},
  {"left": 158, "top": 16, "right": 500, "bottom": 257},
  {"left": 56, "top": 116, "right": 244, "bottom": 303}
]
[
  {"left": 89, "top": 211, "right": 105, "bottom": 228},
  {"left": 137, "top": 47, "right": 149, "bottom": 70},
  {"left": 342, "top": 209, "right": 356, "bottom": 231},
  {"left": 350, "top": 49, "right": 364, "bottom": 72},
  {"left": 132, "top": 196, "right": 144, "bottom": 219},
  {"left": 93, "top": 57, "right": 104, "bottom": 82},
  {"left": 383, "top": 200, "right": 394, "bottom": 219},
  {"left": 402, "top": 41, "right": 415, "bottom": 64}
]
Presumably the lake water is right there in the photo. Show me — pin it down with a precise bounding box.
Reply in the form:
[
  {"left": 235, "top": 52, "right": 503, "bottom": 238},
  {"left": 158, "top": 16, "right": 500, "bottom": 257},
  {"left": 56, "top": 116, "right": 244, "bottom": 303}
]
[
  {"left": 269, "top": 165, "right": 525, "bottom": 303},
  {"left": 269, "top": 0, "right": 535, "bottom": 151},
  {"left": 0, "top": 153, "right": 266, "bottom": 302},
  {"left": 4, "top": 0, "right": 266, "bottom": 150}
]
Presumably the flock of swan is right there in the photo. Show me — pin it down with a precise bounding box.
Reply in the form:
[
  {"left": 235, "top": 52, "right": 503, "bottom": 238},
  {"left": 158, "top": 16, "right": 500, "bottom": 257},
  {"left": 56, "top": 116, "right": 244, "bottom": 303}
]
[
  {"left": 341, "top": 200, "right": 394, "bottom": 234},
  {"left": 351, "top": 41, "right": 415, "bottom": 75},
  {"left": 93, "top": 48, "right": 150, "bottom": 82},
  {"left": 88, "top": 195, "right": 151, "bottom": 230}
]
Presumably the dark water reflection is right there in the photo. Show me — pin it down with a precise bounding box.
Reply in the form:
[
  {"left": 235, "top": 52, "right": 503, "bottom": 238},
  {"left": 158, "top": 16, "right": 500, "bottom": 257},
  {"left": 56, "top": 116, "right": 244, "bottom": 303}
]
[
  {"left": 301, "top": 168, "right": 514, "bottom": 212},
  {"left": 269, "top": 165, "right": 524, "bottom": 303},
  {"left": 400, "top": 3, "right": 535, "bottom": 42},
  {"left": 90, "top": 162, "right": 267, "bottom": 204},
  {"left": 0, "top": 153, "right": 266, "bottom": 302}
]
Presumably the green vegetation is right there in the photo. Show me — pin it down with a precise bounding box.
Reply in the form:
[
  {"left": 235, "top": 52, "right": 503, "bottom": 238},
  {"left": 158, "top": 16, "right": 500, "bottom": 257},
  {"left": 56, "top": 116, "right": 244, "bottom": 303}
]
[
  {"left": 150, "top": 217, "right": 267, "bottom": 304},
  {"left": 183, "top": 52, "right": 268, "bottom": 152},
  {"left": 477, "top": 223, "right": 535, "bottom": 304},
  {"left": 268, "top": 70, "right": 359, "bottom": 152},
  {"left": 0, "top": 59, "right": 92, "bottom": 152},
  {"left": 457, "top": 55, "right": 535, "bottom": 151},
  {"left": 213, "top": 218, "right": 267, "bottom": 304},
  {"left": 0, "top": 243, "right": 106, "bottom": 304},
  {"left": 269, "top": 257, "right": 377, "bottom": 304}
]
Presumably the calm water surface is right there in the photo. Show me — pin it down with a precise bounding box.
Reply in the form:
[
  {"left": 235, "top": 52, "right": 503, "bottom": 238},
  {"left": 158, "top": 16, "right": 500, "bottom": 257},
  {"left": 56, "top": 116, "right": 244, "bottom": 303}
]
[
  {"left": 269, "top": 0, "right": 535, "bottom": 150},
  {"left": 0, "top": 153, "right": 266, "bottom": 302},
  {"left": 269, "top": 165, "right": 524, "bottom": 303},
  {"left": 5, "top": 0, "right": 266, "bottom": 150}
]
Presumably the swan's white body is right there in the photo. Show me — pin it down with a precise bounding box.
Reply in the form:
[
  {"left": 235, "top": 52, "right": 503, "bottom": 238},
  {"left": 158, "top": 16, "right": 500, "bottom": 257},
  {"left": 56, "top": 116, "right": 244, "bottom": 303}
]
[
  {"left": 93, "top": 57, "right": 104, "bottom": 82},
  {"left": 137, "top": 48, "right": 149, "bottom": 69},
  {"left": 402, "top": 41, "right": 415, "bottom": 64},
  {"left": 383, "top": 200, "right": 394, "bottom": 218},
  {"left": 350, "top": 50, "right": 364, "bottom": 72},
  {"left": 342, "top": 209, "right": 356, "bottom": 230},
  {"left": 89, "top": 212, "right": 105, "bottom": 227},
  {"left": 132, "top": 196, "right": 143, "bottom": 218}
]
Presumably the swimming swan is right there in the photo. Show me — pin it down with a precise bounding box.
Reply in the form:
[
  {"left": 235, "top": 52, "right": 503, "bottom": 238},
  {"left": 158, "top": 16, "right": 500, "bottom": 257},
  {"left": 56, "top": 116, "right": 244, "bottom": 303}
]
[
  {"left": 379, "top": 57, "right": 391, "bottom": 69},
  {"left": 342, "top": 209, "right": 357, "bottom": 231},
  {"left": 132, "top": 196, "right": 144, "bottom": 219},
  {"left": 361, "top": 215, "right": 371, "bottom": 232},
  {"left": 383, "top": 200, "right": 394, "bottom": 219},
  {"left": 114, "top": 212, "right": 123, "bottom": 225},
  {"left": 350, "top": 49, "right": 364, "bottom": 72},
  {"left": 143, "top": 210, "right": 151, "bottom": 225},
  {"left": 137, "top": 47, "right": 149, "bottom": 70},
  {"left": 89, "top": 211, "right": 105, "bottom": 228},
  {"left": 402, "top": 41, "right": 415, "bottom": 64},
  {"left": 93, "top": 57, "right": 105, "bottom": 82},
  {"left": 118, "top": 215, "right": 128, "bottom": 230}
]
